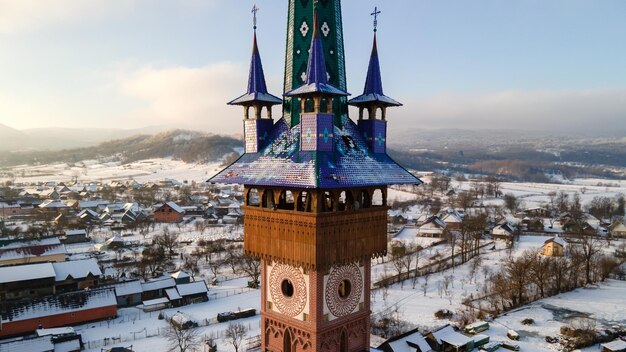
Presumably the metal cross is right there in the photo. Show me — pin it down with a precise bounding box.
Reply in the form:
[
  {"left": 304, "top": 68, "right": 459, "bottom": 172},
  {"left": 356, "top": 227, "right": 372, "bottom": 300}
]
[
  {"left": 252, "top": 4, "right": 259, "bottom": 29},
  {"left": 371, "top": 6, "right": 381, "bottom": 32}
]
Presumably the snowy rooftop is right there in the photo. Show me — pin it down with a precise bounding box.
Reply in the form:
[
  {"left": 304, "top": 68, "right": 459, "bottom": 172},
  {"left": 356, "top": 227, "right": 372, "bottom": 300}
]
[
  {"left": 165, "top": 201, "right": 185, "bottom": 214},
  {"left": 171, "top": 270, "right": 190, "bottom": 279},
  {"left": 386, "top": 331, "right": 432, "bottom": 352},
  {"left": 431, "top": 325, "right": 472, "bottom": 347},
  {"left": 210, "top": 116, "right": 421, "bottom": 189},
  {"left": 176, "top": 281, "right": 208, "bottom": 296},
  {"left": 0, "top": 336, "right": 54, "bottom": 352},
  {"left": 1, "top": 288, "right": 117, "bottom": 323},
  {"left": 52, "top": 259, "right": 102, "bottom": 281},
  {"left": 602, "top": 339, "right": 626, "bottom": 350},
  {"left": 36, "top": 327, "right": 76, "bottom": 336},
  {"left": 142, "top": 297, "right": 169, "bottom": 306},
  {"left": 165, "top": 287, "right": 182, "bottom": 300},
  {"left": 141, "top": 278, "right": 176, "bottom": 292},
  {"left": 113, "top": 280, "right": 143, "bottom": 296},
  {"left": 65, "top": 229, "right": 87, "bottom": 236},
  {"left": 0, "top": 262, "right": 55, "bottom": 284},
  {"left": 0, "top": 239, "right": 66, "bottom": 262}
]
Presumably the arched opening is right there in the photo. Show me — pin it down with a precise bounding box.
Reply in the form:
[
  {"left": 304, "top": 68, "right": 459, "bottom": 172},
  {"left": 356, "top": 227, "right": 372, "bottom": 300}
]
[
  {"left": 372, "top": 189, "right": 384, "bottom": 207},
  {"left": 247, "top": 188, "right": 260, "bottom": 206},
  {"left": 277, "top": 190, "right": 295, "bottom": 211},
  {"left": 284, "top": 329, "right": 292, "bottom": 352},
  {"left": 340, "top": 330, "right": 348, "bottom": 352},
  {"left": 356, "top": 189, "right": 370, "bottom": 209},
  {"left": 321, "top": 191, "right": 334, "bottom": 212},
  {"left": 338, "top": 191, "right": 354, "bottom": 211},
  {"left": 304, "top": 98, "right": 315, "bottom": 113},
  {"left": 297, "top": 191, "right": 312, "bottom": 212},
  {"left": 320, "top": 97, "right": 329, "bottom": 113},
  {"left": 262, "top": 189, "right": 275, "bottom": 209}
]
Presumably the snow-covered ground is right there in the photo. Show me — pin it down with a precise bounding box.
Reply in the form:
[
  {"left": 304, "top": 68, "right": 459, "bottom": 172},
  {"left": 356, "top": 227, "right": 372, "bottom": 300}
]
[{"left": 1, "top": 158, "right": 224, "bottom": 185}]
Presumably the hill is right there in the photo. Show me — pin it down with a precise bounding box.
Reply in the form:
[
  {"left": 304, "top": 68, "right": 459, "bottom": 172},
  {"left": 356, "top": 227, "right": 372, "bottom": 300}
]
[
  {"left": 0, "top": 123, "right": 30, "bottom": 150},
  {"left": 0, "top": 130, "right": 241, "bottom": 167}
]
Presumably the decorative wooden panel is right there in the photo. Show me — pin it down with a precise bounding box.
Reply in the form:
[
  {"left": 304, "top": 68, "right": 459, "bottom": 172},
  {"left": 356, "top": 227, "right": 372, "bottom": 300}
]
[{"left": 244, "top": 206, "right": 387, "bottom": 271}]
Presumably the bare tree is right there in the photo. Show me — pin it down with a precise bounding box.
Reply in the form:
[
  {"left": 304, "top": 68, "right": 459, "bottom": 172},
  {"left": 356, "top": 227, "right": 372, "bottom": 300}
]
[
  {"left": 225, "top": 323, "right": 247, "bottom": 352},
  {"left": 164, "top": 318, "right": 200, "bottom": 352},
  {"left": 239, "top": 255, "right": 261, "bottom": 288}
]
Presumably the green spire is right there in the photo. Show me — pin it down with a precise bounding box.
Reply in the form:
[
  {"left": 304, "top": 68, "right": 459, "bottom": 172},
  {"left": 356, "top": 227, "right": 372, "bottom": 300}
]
[{"left": 283, "top": 0, "right": 348, "bottom": 127}]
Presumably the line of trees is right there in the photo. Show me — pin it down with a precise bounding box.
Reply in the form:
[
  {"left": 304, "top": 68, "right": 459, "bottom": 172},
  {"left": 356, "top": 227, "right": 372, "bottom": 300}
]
[{"left": 478, "top": 242, "right": 621, "bottom": 315}]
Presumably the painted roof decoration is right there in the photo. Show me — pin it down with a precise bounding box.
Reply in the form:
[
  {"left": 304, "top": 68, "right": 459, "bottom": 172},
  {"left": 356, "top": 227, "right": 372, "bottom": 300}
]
[
  {"left": 228, "top": 6, "right": 282, "bottom": 106},
  {"left": 285, "top": 4, "right": 349, "bottom": 98},
  {"left": 348, "top": 8, "right": 401, "bottom": 108},
  {"left": 210, "top": 1, "right": 421, "bottom": 189}
]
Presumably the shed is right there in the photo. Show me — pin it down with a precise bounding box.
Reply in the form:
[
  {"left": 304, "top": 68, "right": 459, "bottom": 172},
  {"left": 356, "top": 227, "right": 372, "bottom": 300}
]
[{"left": 602, "top": 339, "right": 626, "bottom": 352}]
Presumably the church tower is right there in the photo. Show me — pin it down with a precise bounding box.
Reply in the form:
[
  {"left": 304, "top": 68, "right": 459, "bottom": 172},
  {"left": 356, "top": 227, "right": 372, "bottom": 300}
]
[{"left": 210, "top": 2, "right": 421, "bottom": 351}]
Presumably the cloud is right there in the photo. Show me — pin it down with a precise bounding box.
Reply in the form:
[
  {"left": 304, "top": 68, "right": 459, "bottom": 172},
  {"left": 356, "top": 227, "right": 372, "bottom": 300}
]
[
  {"left": 0, "top": 0, "right": 139, "bottom": 34},
  {"left": 387, "top": 89, "right": 626, "bottom": 134},
  {"left": 114, "top": 62, "right": 252, "bottom": 133}
]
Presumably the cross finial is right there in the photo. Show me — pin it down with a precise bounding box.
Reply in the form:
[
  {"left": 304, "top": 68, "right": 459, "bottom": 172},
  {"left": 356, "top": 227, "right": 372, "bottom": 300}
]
[
  {"left": 371, "top": 6, "right": 381, "bottom": 32},
  {"left": 252, "top": 4, "right": 259, "bottom": 30}
]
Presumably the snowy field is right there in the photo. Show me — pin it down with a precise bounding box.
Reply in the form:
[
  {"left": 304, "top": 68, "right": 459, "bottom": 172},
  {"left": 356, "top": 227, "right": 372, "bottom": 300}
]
[{"left": 1, "top": 158, "right": 224, "bottom": 185}]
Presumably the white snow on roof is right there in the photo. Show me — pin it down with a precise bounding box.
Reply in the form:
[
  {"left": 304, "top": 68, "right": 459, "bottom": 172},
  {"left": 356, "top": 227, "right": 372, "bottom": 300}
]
[
  {"left": 141, "top": 278, "right": 176, "bottom": 292},
  {"left": 0, "top": 336, "right": 54, "bottom": 352},
  {"left": 171, "top": 270, "right": 190, "bottom": 279},
  {"left": 1, "top": 288, "right": 116, "bottom": 323},
  {"left": 165, "top": 287, "right": 182, "bottom": 300},
  {"left": 53, "top": 338, "right": 81, "bottom": 352},
  {"left": 602, "top": 339, "right": 626, "bottom": 350},
  {"left": 113, "top": 280, "right": 143, "bottom": 296},
  {"left": 431, "top": 325, "right": 472, "bottom": 347},
  {"left": 1, "top": 237, "right": 60, "bottom": 249},
  {"left": 387, "top": 331, "right": 432, "bottom": 352},
  {"left": 142, "top": 297, "right": 169, "bottom": 306},
  {"left": 36, "top": 327, "right": 75, "bottom": 336},
  {"left": 165, "top": 201, "right": 185, "bottom": 214},
  {"left": 52, "top": 259, "right": 102, "bottom": 281},
  {"left": 64, "top": 229, "right": 86, "bottom": 236},
  {"left": 176, "top": 281, "right": 208, "bottom": 296},
  {"left": 0, "top": 263, "right": 55, "bottom": 284}
]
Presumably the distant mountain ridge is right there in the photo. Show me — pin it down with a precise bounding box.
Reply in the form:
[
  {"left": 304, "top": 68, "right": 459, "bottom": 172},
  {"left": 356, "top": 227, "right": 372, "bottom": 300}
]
[
  {"left": 0, "top": 125, "right": 173, "bottom": 151},
  {"left": 0, "top": 130, "right": 241, "bottom": 167}
]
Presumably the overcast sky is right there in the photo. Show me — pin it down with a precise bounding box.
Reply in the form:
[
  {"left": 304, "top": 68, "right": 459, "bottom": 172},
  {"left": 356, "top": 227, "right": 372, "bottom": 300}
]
[{"left": 1, "top": 0, "right": 625, "bottom": 135}]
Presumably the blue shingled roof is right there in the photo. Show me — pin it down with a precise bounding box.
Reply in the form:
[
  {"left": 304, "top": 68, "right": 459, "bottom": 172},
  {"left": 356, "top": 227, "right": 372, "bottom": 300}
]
[
  {"left": 208, "top": 115, "right": 421, "bottom": 189},
  {"left": 348, "top": 35, "right": 401, "bottom": 107},
  {"left": 229, "top": 32, "right": 282, "bottom": 106}
]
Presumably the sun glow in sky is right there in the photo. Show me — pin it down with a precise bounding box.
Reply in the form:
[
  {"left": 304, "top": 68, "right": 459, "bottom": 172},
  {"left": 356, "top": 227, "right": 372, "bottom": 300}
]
[{"left": 1, "top": 0, "right": 625, "bottom": 135}]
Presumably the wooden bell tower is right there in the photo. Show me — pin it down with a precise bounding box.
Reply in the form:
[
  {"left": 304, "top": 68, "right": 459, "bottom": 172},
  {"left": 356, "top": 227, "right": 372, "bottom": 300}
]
[{"left": 210, "top": 2, "right": 421, "bottom": 351}]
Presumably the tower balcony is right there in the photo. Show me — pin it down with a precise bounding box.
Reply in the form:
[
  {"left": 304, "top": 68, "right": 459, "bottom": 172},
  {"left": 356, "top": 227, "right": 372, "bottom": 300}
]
[{"left": 243, "top": 205, "right": 388, "bottom": 271}]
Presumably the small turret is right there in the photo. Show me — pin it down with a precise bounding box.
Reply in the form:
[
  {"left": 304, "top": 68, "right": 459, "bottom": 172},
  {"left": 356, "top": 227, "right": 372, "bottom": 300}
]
[
  {"left": 348, "top": 7, "right": 401, "bottom": 154},
  {"left": 285, "top": 1, "right": 349, "bottom": 152},
  {"left": 228, "top": 5, "right": 282, "bottom": 153}
]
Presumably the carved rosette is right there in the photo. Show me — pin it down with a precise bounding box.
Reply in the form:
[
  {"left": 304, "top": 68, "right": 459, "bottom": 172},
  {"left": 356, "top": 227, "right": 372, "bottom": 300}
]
[
  {"left": 269, "top": 264, "right": 307, "bottom": 317},
  {"left": 325, "top": 263, "right": 363, "bottom": 317}
]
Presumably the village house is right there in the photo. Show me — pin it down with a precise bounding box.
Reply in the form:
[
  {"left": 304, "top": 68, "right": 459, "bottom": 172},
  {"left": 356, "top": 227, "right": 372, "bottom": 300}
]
[
  {"left": 377, "top": 328, "right": 434, "bottom": 352},
  {"left": 426, "top": 324, "right": 474, "bottom": 352},
  {"left": 521, "top": 217, "right": 545, "bottom": 233},
  {"left": 491, "top": 223, "right": 515, "bottom": 240},
  {"left": 112, "top": 280, "right": 143, "bottom": 307},
  {"left": 440, "top": 209, "right": 463, "bottom": 230},
  {"left": 175, "top": 280, "right": 209, "bottom": 305},
  {"left": 61, "top": 229, "right": 89, "bottom": 244},
  {"left": 0, "top": 237, "right": 66, "bottom": 266},
  {"left": 417, "top": 215, "right": 447, "bottom": 238},
  {"left": 609, "top": 221, "right": 626, "bottom": 238},
  {"left": 153, "top": 201, "right": 185, "bottom": 223},
  {"left": 542, "top": 236, "right": 567, "bottom": 257},
  {"left": 0, "top": 288, "right": 117, "bottom": 338},
  {"left": 52, "top": 259, "right": 102, "bottom": 294}
]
